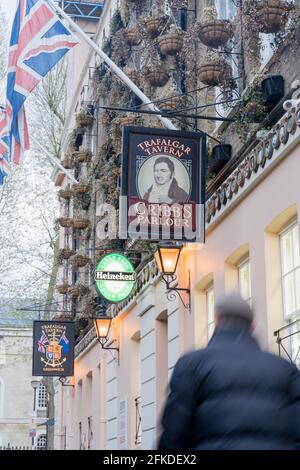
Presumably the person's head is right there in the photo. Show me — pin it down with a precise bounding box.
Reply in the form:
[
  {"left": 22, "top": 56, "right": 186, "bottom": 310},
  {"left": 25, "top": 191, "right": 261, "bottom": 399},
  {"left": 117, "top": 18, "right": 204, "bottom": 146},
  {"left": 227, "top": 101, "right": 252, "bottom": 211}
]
[
  {"left": 153, "top": 157, "right": 174, "bottom": 186},
  {"left": 214, "top": 292, "right": 254, "bottom": 331}
]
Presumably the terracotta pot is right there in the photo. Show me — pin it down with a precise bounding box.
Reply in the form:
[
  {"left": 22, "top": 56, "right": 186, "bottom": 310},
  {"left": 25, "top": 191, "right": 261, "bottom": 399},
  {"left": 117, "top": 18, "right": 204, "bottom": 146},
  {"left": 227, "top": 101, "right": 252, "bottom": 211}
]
[
  {"left": 159, "top": 97, "right": 181, "bottom": 112},
  {"left": 68, "top": 285, "right": 80, "bottom": 298},
  {"left": 76, "top": 114, "right": 94, "bottom": 127},
  {"left": 256, "top": 0, "right": 289, "bottom": 34},
  {"left": 61, "top": 157, "right": 73, "bottom": 169},
  {"left": 74, "top": 150, "right": 91, "bottom": 163},
  {"left": 143, "top": 16, "right": 164, "bottom": 37},
  {"left": 69, "top": 284, "right": 90, "bottom": 298},
  {"left": 198, "top": 61, "right": 231, "bottom": 86},
  {"left": 56, "top": 284, "right": 69, "bottom": 295},
  {"left": 199, "top": 19, "right": 233, "bottom": 48},
  {"left": 55, "top": 313, "right": 73, "bottom": 321},
  {"left": 116, "top": 115, "right": 137, "bottom": 127},
  {"left": 145, "top": 70, "right": 170, "bottom": 87},
  {"left": 72, "top": 218, "right": 90, "bottom": 230},
  {"left": 72, "top": 183, "right": 89, "bottom": 194},
  {"left": 58, "top": 248, "right": 74, "bottom": 259},
  {"left": 58, "top": 189, "right": 73, "bottom": 199},
  {"left": 57, "top": 217, "right": 73, "bottom": 228},
  {"left": 158, "top": 32, "right": 183, "bottom": 55},
  {"left": 70, "top": 254, "right": 90, "bottom": 268},
  {"left": 126, "top": 70, "right": 140, "bottom": 86},
  {"left": 123, "top": 27, "right": 142, "bottom": 46}
]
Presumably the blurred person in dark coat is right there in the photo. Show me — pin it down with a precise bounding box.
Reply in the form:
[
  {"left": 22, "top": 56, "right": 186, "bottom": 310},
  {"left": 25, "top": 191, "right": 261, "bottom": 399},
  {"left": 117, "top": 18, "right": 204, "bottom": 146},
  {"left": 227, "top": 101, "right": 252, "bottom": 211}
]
[{"left": 158, "top": 293, "right": 300, "bottom": 450}]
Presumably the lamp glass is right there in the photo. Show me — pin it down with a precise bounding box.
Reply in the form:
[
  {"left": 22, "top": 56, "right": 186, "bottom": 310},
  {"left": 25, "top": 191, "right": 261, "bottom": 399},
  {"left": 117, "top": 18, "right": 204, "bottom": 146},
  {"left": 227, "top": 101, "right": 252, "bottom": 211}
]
[
  {"left": 94, "top": 317, "right": 111, "bottom": 340},
  {"left": 155, "top": 245, "right": 181, "bottom": 275},
  {"left": 31, "top": 380, "right": 40, "bottom": 390}
]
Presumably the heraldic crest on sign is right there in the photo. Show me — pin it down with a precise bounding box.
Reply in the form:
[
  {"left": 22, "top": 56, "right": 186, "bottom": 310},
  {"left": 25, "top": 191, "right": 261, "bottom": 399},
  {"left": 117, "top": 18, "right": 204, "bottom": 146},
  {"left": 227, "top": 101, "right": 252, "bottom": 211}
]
[{"left": 33, "top": 321, "right": 74, "bottom": 376}]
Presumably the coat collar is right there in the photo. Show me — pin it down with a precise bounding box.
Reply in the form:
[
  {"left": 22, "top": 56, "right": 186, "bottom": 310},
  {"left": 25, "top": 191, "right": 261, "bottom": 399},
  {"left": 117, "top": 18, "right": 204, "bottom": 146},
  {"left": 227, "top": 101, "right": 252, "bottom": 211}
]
[{"left": 208, "top": 327, "right": 260, "bottom": 350}]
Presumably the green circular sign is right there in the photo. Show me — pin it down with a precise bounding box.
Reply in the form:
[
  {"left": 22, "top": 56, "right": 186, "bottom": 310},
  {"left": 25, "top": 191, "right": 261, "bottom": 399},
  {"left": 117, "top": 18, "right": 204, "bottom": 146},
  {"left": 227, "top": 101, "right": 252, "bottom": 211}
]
[{"left": 95, "top": 253, "right": 136, "bottom": 303}]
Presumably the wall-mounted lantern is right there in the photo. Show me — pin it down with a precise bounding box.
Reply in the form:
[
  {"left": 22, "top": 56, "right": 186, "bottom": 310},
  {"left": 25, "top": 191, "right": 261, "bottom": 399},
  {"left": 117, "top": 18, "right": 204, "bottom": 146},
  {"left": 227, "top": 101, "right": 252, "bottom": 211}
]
[{"left": 155, "top": 242, "right": 191, "bottom": 312}]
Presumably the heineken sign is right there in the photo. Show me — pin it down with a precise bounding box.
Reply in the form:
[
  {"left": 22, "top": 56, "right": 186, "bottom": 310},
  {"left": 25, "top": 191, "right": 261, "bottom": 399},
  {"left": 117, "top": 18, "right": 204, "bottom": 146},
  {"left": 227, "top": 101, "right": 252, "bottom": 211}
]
[{"left": 95, "top": 253, "right": 136, "bottom": 303}]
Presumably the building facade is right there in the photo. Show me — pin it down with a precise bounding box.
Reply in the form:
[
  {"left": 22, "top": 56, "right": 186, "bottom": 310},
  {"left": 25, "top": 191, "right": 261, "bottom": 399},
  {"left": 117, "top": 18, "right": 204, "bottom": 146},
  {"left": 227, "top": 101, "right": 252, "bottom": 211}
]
[
  {"left": 52, "top": 0, "right": 300, "bottom": 449},
  {"left": 0, "top": 326, "right": 47, "bottom": 449}
]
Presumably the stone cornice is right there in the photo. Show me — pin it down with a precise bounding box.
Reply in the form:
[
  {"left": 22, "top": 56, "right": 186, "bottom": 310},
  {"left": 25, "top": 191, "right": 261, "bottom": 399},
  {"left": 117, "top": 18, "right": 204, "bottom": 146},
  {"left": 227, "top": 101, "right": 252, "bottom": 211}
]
[{"left": 206, "top": 106, "right": 300, "bottom": 231}]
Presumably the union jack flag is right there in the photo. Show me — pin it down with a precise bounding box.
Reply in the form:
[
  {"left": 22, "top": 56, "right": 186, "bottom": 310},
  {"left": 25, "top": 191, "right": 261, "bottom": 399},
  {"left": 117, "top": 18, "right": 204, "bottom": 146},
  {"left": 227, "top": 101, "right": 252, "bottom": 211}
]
[
  {"left": 0, "top": 0, "right": 78, "bottom": 181},
  {"left": 38, "top": 332, "right": 48, "bottom": 353},
  {"left": 0, "top": 108, "right": 11, "bottom": 184}
]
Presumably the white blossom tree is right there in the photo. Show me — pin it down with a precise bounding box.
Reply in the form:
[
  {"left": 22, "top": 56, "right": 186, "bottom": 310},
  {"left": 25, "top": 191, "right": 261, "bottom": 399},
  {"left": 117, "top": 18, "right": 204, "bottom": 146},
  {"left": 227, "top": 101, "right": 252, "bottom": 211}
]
[{"left": 0, "top": 4, "right": 68, "bottom": 306}]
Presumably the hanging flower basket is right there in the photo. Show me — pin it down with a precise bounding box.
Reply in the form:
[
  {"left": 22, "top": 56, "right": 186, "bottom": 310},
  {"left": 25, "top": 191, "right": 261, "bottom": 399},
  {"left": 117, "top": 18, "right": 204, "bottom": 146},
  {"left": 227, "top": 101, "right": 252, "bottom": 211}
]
[
  {"left": 141, "top": 15, "right": 165, "bottom": 37},
  {"left": 58, "top": 248, "right": 74, "bottom": 260},
  {"left": 123, "top": 27, "right": 142, "bottom": 46},
  {"left": 255, "top": 0, "right": 290, "bottom": 34},
  {"left": 159, "top": 98, "right": 179, "bottom": 111},
  {"left": 114, "top": 114, "right": 137, "bottom": 127},
  {"left": 145, "top": 69, "right": 170, "bottom": 87},
  {"left": 198, "top": 60, "right": 232, "bottom": 86},
  {"left": 72, "top": 183, "right": 89, "bottom": 194},
  {"left": 69, "top": 253, "right": 90, "bottom": 268},
  {"left": 68, "top": 284, "right": 89, "bottom": 298},
  {"left": 55, "top": 312, "right": 73, "bottom": 321},
  {"left": 125, "top": 68, "right": 140, "bottom": 87},
  {"left": 58, "top": 188, "right": 73, "bottom": 199},
  {"left": 56, "top": 217, "right": 73, "bottom": 228},
  {"left": 74, "top": 150, "right": 91, "bottom": 163},
  {"left": 61, "top": 156, "right": 73, "bottom": 169},
  {"left": 198, "top": 19, "right": 233, "bottom": 48},
  {"left": 158, "top": 27, "right": 184, "bottom": 55},
  {"left": 56, "top": 281, "right": 70, "bottom": 295},
  {"left": 76, "top": 113, "right": 94, "bottom": 128},
  {"left": 72, "top": 218, "right": 90, "bottom": 230},
  {"left": 158, "top": 83, "right": 183, "bottom": 112}
]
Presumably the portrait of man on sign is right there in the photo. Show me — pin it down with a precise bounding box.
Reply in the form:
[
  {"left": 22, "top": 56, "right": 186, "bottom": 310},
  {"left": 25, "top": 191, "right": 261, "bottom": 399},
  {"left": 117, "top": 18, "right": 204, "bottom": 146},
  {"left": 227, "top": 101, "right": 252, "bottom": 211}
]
[{"left": 142, "top": 156, "right": 189, "bottom": 204}]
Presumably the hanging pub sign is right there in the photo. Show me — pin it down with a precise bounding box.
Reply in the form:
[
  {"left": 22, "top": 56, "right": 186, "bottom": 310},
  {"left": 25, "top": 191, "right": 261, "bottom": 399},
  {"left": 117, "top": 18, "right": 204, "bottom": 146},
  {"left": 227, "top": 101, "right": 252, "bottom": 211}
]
[
  {"left": 32, "top": 321, "right": 74, "bottom": 377},
  {"left": 95, "top": 253, "right": 136, "bottom": 303},
  {"left": 119, "top": 127, "right": 206, "bottom": 242}
]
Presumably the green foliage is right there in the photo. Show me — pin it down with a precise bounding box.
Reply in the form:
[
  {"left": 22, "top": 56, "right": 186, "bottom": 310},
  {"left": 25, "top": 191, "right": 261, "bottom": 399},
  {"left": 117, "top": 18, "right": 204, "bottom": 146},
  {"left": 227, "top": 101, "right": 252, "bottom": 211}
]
[
  {"left": 102, "top": 37, "right": 113, "bottom": 56},
  {"left": 110, "top": 9, "right": 124, "bottom": 35},
  {"left": 234, "top": 86, "right": 267, "bottom": 142}
]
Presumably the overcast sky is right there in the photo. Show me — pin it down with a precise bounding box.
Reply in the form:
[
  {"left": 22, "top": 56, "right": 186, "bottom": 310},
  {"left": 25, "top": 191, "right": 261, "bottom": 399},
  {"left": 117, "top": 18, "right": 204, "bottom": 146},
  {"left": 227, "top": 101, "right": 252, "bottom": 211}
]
[
  {"left": 0, "top": 0, "right": 17, "bottom": 31},
  {"left": 2, "top": 0, "right": 17, "bottom": 29}
]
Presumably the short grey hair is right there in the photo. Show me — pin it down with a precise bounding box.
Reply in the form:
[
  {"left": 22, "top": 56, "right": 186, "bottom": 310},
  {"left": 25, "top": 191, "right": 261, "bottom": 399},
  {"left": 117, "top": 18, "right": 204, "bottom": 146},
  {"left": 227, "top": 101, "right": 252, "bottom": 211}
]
[{"left": 215, "top": 292, "right": 254, "bottom": 324}]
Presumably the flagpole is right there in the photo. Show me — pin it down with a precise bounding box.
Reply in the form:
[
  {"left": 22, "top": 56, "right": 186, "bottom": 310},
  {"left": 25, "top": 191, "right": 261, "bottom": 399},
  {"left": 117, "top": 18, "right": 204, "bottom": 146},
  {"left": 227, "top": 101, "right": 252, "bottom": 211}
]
[
  {"left": 31, "top": 135, "right": 79, "bottom": 184},
  {"left": 47, "top": 0, "right": 177, "bottom": 131}
]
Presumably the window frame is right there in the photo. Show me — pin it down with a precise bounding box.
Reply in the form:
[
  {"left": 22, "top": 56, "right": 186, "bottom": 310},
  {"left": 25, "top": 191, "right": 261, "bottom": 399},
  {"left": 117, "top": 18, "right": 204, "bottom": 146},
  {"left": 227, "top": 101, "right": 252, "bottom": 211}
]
[
  {"left": 237, "top": 256, "right": 252, "bottom": 305},
  {"left": 206, "top": 284, "right": 215, "bottom": 341},
  {"left": 279, "top": 219, "right": 300, "bottom": 320},
  {"left": 37, "top": 383, "right": 47, "bottom": 410}
]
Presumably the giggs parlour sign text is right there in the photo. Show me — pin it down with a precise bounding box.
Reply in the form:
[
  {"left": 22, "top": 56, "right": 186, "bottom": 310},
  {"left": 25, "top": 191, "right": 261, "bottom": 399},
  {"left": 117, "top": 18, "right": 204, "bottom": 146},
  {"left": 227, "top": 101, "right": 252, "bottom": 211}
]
[{"left": 119, "top": 127, "right": 206, "bottom": 242}]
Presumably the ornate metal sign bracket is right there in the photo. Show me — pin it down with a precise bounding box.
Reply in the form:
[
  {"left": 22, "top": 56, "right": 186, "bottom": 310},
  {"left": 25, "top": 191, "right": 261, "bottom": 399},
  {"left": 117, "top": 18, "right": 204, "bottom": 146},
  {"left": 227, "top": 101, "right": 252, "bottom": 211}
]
[{"left": 162, "top": 271, "right": 191, "bottom": 313}]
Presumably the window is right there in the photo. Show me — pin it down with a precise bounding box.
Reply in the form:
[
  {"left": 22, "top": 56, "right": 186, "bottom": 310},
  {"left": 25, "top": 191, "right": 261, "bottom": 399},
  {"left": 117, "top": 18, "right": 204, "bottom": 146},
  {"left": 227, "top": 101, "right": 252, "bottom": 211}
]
[
  {"left": 0, "top": 338, "right": 5, "bottom": 365},
  {"left": 238, "top": 258, "right": 252, "bottom": 304},
  {"left": 37, "top": 383, "right": 47, "bottom": 409},
  {"left": 0, "top": 376, "right": 4, "bottom": 418},
  {"left": 36, "top": 435, "right": 47, "bottom": 450},
  {"left": 215, "top": 0, "right": 236, "bottom": 20},
  {"left": 79, "top": 422, "right": 82, "bottom": 450},
  {"left": 206, "top": 285, "right": 215, "bottom": 341},
  {"left": 280, "top": 221, "right": 300, "bottom": 319},
  {"left": 88, "top": 416, "right": 93, "bottom": 450}
]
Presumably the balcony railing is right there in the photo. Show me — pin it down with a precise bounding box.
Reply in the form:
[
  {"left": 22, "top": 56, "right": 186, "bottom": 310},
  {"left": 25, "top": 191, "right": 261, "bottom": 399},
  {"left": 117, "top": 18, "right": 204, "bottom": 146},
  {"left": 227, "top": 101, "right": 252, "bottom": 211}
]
[
  {"left": 134, "top": 396, "right": 141, "bottom": 446},
  {"left": 274, "top": 317, "right": 300, "bottom": 367}
]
